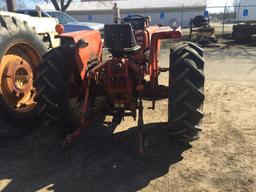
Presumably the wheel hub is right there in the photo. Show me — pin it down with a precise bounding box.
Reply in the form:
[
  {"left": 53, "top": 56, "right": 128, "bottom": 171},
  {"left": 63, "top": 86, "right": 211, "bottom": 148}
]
[
  {"left": 14, "top": 67, "right": 29, "bottom": 90},
  {"left": 1, "top": 54, "right": 36, "bottom": 110}
]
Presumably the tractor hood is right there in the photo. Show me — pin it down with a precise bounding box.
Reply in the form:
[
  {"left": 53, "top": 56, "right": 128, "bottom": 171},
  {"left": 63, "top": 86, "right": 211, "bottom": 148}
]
[{"left": 63, "top": 21, "right": 104, "bottom": 33}]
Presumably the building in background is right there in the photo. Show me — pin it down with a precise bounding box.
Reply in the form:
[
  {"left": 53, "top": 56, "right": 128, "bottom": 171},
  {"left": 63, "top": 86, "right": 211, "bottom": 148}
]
[
  {"left": 235, "top": 0, "right": 256, "bottom": 22},
  {"left": 42, "top": 0, "right": 207, "bottom": 27}
]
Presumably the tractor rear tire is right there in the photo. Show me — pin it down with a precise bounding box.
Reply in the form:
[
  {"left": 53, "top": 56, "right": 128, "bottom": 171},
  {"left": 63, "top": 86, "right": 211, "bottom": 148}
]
[
  {"left": 0, "top": 15, "right": 47, "bottom": 135},
  {"left": 168, "top": 42, "right": 205, "bottom": 142},
  {"left": 34, "top": 46, "right": 84, "bottom": 133}
]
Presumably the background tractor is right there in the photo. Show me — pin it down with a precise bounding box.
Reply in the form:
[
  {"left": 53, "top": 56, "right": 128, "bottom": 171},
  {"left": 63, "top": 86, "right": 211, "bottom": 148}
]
[
  {"left": 34, "top": 15, "right": 205, "bottom": 151},
  {"left": 0, "top": 8, "right": 59, "bottom": 135},
  {"left": 189, "top": 15, "right": 218, "bottom": 47}
]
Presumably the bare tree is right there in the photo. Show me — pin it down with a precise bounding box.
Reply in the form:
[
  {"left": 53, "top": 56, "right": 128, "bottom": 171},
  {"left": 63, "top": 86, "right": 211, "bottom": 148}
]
[
  {"left": 44, "top": 0, "right": 111, "bottom": 12},
  {"left": 45, "top": 0, "right": 73, "bottom": 12}
]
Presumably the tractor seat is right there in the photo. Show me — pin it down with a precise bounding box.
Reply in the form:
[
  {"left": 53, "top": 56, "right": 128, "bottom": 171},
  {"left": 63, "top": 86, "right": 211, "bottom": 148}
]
[{"left": 104, "top": 24, "right": 141, "bottom": 57}]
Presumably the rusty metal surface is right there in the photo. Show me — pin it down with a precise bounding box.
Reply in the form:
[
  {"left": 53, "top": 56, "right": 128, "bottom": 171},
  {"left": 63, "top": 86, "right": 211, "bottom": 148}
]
[
  {"left": 56, "top": 21, "right": 182, "bottom": 147},
  {"left": 0, "top": 42, "right": 41, "bottom": 112},
  {"left": 60, "top": 30, "right": 103, "bottom": 80}
]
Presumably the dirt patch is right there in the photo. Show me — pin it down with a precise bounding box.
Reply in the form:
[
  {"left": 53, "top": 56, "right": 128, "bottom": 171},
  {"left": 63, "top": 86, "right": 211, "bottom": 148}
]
[{"left": 151, "top": 81, "right": 256, "bottom": 192}]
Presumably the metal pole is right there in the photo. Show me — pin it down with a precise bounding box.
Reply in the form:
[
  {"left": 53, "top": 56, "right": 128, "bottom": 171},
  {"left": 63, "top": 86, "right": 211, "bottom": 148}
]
[
  {"left": 189, "top": 18, "right": 193, "bottom": 40},
  {"left": 237, "top": 1, "right": 241, "bottom": 23},
  {"left": 6, "top": 0, "right": 16, "bottom": 12},
  {"left": 181, "top": 4, "right": 184, "bottom": 28},
  {"left": 221, "top": 3, "right": 227, "bottom": 42}
]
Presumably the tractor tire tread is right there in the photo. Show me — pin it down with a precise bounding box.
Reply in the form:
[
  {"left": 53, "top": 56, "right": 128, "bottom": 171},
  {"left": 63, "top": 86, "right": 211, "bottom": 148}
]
[
  {"left": 34, "top": 47, "right": 78, "bottom": 131},
  {"left": 168, "top": 42, "right": 205, "bottom": 142},
  {"left": 0, "top": 15, "right": 47, "bottom": 136}
]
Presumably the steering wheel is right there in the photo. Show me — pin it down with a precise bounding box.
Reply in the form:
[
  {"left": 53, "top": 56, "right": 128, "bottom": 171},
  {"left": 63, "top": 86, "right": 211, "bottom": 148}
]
[
  {"left": 122, "top": 15, "right": 146, "bottom": 30},
  {"left": 123, "top": 15, "right": 145, "bottom": 21}
]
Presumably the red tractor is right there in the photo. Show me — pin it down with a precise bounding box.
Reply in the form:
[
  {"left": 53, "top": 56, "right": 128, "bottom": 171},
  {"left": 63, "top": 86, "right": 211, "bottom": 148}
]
[{"left": 34, "top": 15, "right": 205, "bottom": 151}]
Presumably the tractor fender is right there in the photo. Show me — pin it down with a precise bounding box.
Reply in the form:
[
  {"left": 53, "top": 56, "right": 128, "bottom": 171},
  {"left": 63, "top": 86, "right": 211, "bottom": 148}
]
[
  {"left": 148, "top": 27, "right": 182, "bottom": 79},
  {"left": 59, "top": 30, "right": 103, "bottom": 80}
]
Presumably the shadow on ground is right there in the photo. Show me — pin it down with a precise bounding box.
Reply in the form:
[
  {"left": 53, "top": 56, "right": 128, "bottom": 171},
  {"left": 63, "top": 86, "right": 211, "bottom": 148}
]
[
  {"left": 203, "top": 38, "right": 256, "bottom": 63},
  {"left": 0, "top": 122, "right": 191, "bottom": 192}
]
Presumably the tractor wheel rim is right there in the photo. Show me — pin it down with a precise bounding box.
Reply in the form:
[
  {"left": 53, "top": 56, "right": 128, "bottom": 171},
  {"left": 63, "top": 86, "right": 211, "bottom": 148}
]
[{"left": 0, "top": 42, "right": 42, "bottom": 113}]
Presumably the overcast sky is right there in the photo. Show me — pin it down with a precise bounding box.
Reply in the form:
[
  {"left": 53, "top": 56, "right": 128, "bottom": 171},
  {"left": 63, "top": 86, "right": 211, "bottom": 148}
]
[{"left": 207, "top": 0, "right": 234, "bottom": 7}]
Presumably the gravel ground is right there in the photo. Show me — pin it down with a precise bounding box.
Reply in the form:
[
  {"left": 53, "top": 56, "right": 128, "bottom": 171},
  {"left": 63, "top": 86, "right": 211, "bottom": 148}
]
[{"left": 0, "top": 42, "right": 256, "bottom": 192}]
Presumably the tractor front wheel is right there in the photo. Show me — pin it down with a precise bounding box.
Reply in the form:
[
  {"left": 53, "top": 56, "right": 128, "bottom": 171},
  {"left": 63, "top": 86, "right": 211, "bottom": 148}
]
[{"left": 168, "top": 42, "right": 205, "bottom": 142}]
